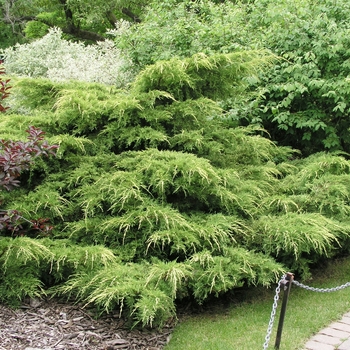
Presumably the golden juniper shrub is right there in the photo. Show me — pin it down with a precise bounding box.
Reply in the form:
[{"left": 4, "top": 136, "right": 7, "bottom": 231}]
[{"left": 1, "top": 51, "right": 350, "bottom": 327}]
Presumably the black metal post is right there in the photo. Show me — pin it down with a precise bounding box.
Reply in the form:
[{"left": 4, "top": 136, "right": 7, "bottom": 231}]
[{"left": 274, "top": 272, "right": 294, "bottom": 349}]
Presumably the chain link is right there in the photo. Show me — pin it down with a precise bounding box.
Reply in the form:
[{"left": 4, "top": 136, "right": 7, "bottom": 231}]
[
  {"left": 263, "top": 276, "right": 350, "bottom": 349},
  {"left": 263, "top": 275, "right": 285, "bottom": 350},
  {"left": 292, "top": 280, "right": 350, "bottom": 292}
]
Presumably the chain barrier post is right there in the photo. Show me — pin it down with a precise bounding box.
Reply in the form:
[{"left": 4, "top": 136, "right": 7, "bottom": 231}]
[
  {"left": 264, "top": 274, "right": 350, "bottom": 349},
  {"left": 263, "top": 275, "right": 284, "bottom": 350},
  {"left": 274, "top": 272, "right": 294, "bottom": 350}
]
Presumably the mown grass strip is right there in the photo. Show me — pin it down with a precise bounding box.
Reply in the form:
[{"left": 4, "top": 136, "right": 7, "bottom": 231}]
[{"left": 165, "top": 257, "right": 350, "bottom": 350}]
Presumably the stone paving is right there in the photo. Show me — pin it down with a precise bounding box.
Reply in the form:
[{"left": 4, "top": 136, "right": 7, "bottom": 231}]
[{"left": 304, "top": 312, "right": 350, "bottom": 350}]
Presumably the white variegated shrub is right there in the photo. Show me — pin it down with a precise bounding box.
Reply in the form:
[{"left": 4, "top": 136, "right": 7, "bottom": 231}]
[{"left": 1, "top": 28, "right": 132, "bottom": 87}]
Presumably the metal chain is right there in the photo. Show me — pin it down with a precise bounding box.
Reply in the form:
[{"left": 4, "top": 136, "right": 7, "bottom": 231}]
[
  {"left": 263, "top": 276, "right": 350, "bottom": 349},
  {"left": 292, "top": 280, "right": 350, "bottom": 292},
  {"left": 263, "top": 275, "right": 285, "bottom": 350}
]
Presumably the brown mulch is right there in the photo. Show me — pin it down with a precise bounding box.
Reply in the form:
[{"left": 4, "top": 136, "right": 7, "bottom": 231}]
[{"left": 0, "top": 298, "right": 174, "bottom": 350}]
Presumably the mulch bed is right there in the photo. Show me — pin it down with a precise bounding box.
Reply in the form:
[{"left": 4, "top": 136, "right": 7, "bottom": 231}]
[{"left": 0, "top": 298, "right": 174, "bottom": 350}]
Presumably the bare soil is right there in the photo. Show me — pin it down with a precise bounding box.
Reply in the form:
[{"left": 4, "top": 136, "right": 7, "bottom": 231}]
[{"left": 0, "top": 298, "right": 174, "bottom": 350}]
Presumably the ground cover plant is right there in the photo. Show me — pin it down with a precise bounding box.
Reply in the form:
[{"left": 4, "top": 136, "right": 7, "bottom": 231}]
[{"left": 1, "top": 47, "right": 350, "bottom": 328}]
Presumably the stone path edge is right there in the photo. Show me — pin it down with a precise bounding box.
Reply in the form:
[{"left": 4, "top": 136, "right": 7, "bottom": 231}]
[{"left": 304, "top": 312, "right": 350, "bottom": 350}]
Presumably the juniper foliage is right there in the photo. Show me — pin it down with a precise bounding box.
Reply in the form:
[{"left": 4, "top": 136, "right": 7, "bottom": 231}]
[{"left": 1, "top": 51, "right": 350, "bottom": 327}]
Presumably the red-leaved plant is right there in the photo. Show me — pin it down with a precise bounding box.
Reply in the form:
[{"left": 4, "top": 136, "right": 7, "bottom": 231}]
[
  {"left": 0, "top": 126, "right": 59, "bottom": 191},
  {"left": 0, "top": 63, "right": 58, "bottom": 236}
]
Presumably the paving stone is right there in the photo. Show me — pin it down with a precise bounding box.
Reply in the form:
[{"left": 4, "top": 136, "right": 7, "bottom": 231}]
[
  {"left": 303, "top": 311, "right": 350, "bottom": 350},
  {"left": 310, "top": 334, "right": 342, "bottom": 346},
  {"left": 329, "top": 322, "right": 350, "bottom": 332},
  {"left": 338, "top": 339, "right": 350, "bottom": 350},
  {"left": 304, "top": 340, "right": 335, "bottom": 350},
  {"left": 340, "top": 316, "right": 350, "bottom": 325},
  {"left": 320, "top": 327, "right": 350, "bottom": 339}
]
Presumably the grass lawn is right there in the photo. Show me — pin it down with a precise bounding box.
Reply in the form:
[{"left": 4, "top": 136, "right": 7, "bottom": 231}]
[{"left": 164, "top": 257, "right": 350, "bottom": 350}]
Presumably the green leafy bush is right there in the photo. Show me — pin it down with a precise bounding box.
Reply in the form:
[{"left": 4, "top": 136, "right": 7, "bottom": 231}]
[
  {"left": 240, "top": 0, "right": 350, "bottom": 154},
  {"left": 112, "top": 0, "right": 251, "bottom": 69}
]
